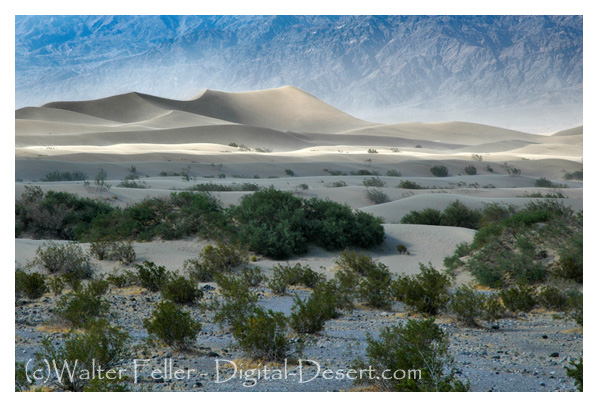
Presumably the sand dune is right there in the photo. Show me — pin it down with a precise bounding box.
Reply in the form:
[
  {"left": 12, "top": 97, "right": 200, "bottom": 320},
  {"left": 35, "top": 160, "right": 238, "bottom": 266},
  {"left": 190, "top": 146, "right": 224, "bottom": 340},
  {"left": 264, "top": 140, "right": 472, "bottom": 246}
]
[{"left": 552, "top": 125, "right": 583, "bottom": 136}]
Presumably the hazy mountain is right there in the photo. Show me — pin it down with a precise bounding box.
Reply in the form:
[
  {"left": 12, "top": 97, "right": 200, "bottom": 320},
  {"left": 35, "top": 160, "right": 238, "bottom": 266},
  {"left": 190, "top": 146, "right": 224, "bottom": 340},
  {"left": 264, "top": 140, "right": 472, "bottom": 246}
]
[{"left": 15, "top": 15, "right": 582, "bottom": 132}]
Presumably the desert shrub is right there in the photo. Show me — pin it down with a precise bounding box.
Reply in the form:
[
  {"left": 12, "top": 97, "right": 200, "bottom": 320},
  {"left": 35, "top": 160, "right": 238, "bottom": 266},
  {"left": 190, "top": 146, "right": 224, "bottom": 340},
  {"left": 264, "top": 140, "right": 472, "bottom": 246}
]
[
  {"left": 161, "top": 275, "right": 203, "bottom": 304},
  {"left": 15, "top": 361, "right": 30, "bottom": 391},
  {"left": 393, "top": 263, "right": 453, "bottom": 315},
  {"left": 85, "top": 278, "right": 110, "bottom": 297},
  {"left": 478, "top": 203, "right": 516, "bottom": 229},
  {"left": 269, "top": 263, "right": 324, "bottom": 295},
  {"left": 500, "top": 284, "right": 537, "bottom": 313},
  {"left": 397, "top": 180, "right": 423, "bottom": 189},
  {"left": 554, "top": 234, "right": 582, "bottom": 283},
  {"left": 106, "top": 271, "right": 137, "bottom": 288},
  {"left": 471, "top": 154, "right": 483, "bottom": 161},
  {"left": 430, "top": 165, "right": 449, "bottom": 177},
  {"left": 289, "top": 283, "right": 340, "bottom": 335},
  {"left": 213, "top": 273, "right": 259, "bottom": 329},
  {"left": 534, "top": 177, "right": 554, "bottom": 187},
  {"left": 365, "top": 188, "right": 389, "bottom": 204},
  {"left": 36, "top": 319, "right": 129, "bottom": 391},
  {"left": 186, "top": 182, "right": 260, "bottom": 192},
  {"left": 440, "top": 200, "right": 481, "bottom": 229},
  {"left": 184, "top": 242, "right": 248, "bottom": 282},
  {"left": 33, "top": 243, "right": 95, "bottom": 283},
  {"left": 48, "top": 275, "right": 65, "bottom": 295},
  {"left": 144, "top": 301, "right": 201, "bottom": 350},
  {"left": 135, "top": 261, "right": 171, "bottom": 292},
  {"left": 367, "top": 148, "right": 378, "bottom": 153},
  {"left": 363, "top": 177, "right": 385, "bottom": 187},
  {"left": 351, "top": 169, "right": 379, "bottom": 176},
  {"left": 449, "top": 285, "right": 486, "bottom": 326},
  {"left": 335, "top": 250, "right": 376, "bottom": 278},
  {"left": 15, "top": 269, "right": 48, "bottom": 299},
  {"left": 89, "top": 240, "right": 136, "bottom": 265},
  {"left": 231, "top": 187, "right": 384, "bottom": 259},
  {"left": 42, "top": 170, "right": 88, "bottom": 182},
  {"left": 563, "top": 170, "right": 583, "bottom": 181},
  {"left": 298, "top": 183, "right": 309, "bottom": 190},
  {"left": 326, "top": 180, "right": 347, "bottom": 188},
  {"left": 232, "top": 308, "right": 290, "bottom": 361},
  {"left": 55, "top": 289, "right": 110, "bottom": 328},
  {"left": 82, "top": 191, "right": 225, "bottom": 242},
  {"left": 443, "top": 242, "right": 470, "bottom": 272},
  {"left": 485, "top": 165, "right": 494, "bottom": 173},
  {"left": 117, "top": 178, "right": 150, "bottom": 189},
  {"left": 483, "top": 293, "right": 506, "bottom": 323},
  {"left": 537, "top": 286, "right": 570, "bottom": 311},
  {"left": 354, "top": 319, "right": 469, "bottom": 391},
  {"left": 359, "top": 262, "right": 394, "bottom": 309},
  {"left": 284, "top": 169, "right": 295, "bottom": 176},
  {"left": 239, "top": 267, "right": 266, "bottom": 287},
  {"left": 401, "top": 208, "right": 442, "bottom": 225},
  {"left": 386, "top": 169, "right": 402, "bottom": 177},
  {"left": 567, "top": 292, "right": 583, "bottom": 326},
  {"left": 464, "top": 165, "right": 477, "bottom": 175},
  {"left": 397, "top": 244, "right": 408, "bottom": 254},
  {"left": 566, "top": 357, "right": 583, "bottom": 391},
  {"left": 16, "top": 187, "right": 114, "bottom": 240}
]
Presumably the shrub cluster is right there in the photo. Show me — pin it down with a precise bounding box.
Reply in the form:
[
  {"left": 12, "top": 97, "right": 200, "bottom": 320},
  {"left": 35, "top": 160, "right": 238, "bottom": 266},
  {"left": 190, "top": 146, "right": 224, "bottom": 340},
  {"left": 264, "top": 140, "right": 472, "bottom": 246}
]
[
  {"left": 144, "top": 301, "right": 202, "bottom": 350},
  {"left": 184, "top": 242, "right": 249, "bottom": 282},
  {"left": 231, "top": 187, "right": 384, "bottom": 259},
  {"left": 135, "top": 261, "right": 171, "bottom": 292},
  {"left": 289, "top": 281, "right": 340, "bottom": 335},
  {"left": 268, "top": 263, "right": 324, "bottom": 295},
  {"left": 362, "top": 177, "right": 385, "bottom": 187},
  {"left": 89, "top": 240, "right": 136, "bottom": 264},
  {"left": 161, "top": 275, "right": 203, "bottom": 304},
  {"left": 365, "top": 188, "right": 389, "bottom": 204},
  {"left": 393, "top": 263, "right": 453, "bottom": 315},
  {"left": 430, "top": 165, "right": 449, "bottom": 177},
  {"left": 401, "top": 200, "right": 481, "bottom": 229},
  {"left": 353, "top": 319, "right": 469, "bottom": 391},
  {"left": 55, "top": 285, "right": 110, "bottom": 328},
  {"left": 41, "top": 170, "right": 88, "bottom": 182},
  {"left": 15, "top": 269, "right": 48, "bottom": 299},
  {"left": 32, "top": 243, "right": 94, "bottom": 290}
]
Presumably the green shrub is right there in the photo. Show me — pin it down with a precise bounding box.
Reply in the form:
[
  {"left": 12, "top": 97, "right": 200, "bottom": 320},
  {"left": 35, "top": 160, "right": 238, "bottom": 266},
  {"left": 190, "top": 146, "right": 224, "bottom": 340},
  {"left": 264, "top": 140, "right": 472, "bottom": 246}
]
[
  {"left": 485, "top": 165, "right": 494, "bottom": 173},
  {"left": 15, "top": 269, "right": 48, "bottom": 299},
  {"left": 567, "top": 292, "right": 583, "bottom": 326},
  {"left": 393, "top": 263, "right": 453, "bottom": 315},
  {"left": 566, "top": 357, "right": 583, "bottom": 391},
  {"left": 161, "top": 275, "right": 203, "bottom": 304},
  {"left": 398, "top": 180, "right": 423, "bottom": 189},
  {"left": 239, "top": 267, "right": 266, "bottom": 287},
  {"left": 269, "top": 263, "right": 324, "bottom": 295},
  {"left": 55, "top": 289, "right": 110, "bottom": 328},
  {"left": 358, "top": 262, "right": 394, "bottom": 309},
  {"left": 230, "top": 187, "right": 384, "bottom": 259},
  {"left": 48, "top": 275, "right": 65, "bottom": 295},
  {"left": 33, "top": 243, "right": 95, "bottom": 281},
  {"left": 363, "top": 177, "right": 385, "bottom": 187},
  {"left": 450, "top": 285, "right": 486, "bottom": 326},
  {"left": 36, "top": 319, "right": 129, "bottom": 391},
  {"left": 232, "top": 308, "right": 290, "bottom": 361},
  {"left": 85, "top": 278, "right": 110, "bottom": 297},
  {"left": 213, "top": 273, "right": 259, "bottom": 329},
  {"left": 397, "top": 244, "right": 408, "bottom": 254},
  {"left": 401, "top": 208, "right": 442, "bottom": 225},
  {"left": 500, "top": 284, "right": 537, "bottom": 313},
  {"left": 365, "top": 188, "right": 389, "bottom": 204},
  {"left": 440, "top": 201, "right": 481, "bottom": 229},
  {"left": 443, "top": 242, "right": 470, "bottom": 271},
  {"left": 386, "top": 169, "right": 402, "bottom": 177},
  {"left": 554, "top": 234, "right": 582, "bottom": 283},
  {"left": 478, "top": 203, "right": 516, "bottom": 228},
  {"left": 135, "top": 261, "right": 171, "bottom": 292},
  {"left": 285, "top": 169, "right": 295, "bottom": 176},
  {"left": 184, "top": 242, "right": 249, "bottom": 282},
  {"left": 143, "top": 301, "right": 202, "bottom": 350},
  {"left": 537, "top": 286, "right": 570, "bottom": 311},
  {"left": 15, "top": 361, "right": 30, "bottom": 391},
  {"left": 16, "top": 187, "right": 113, "bottom": 240},
  {"left": 289, "top": 284, "right": 340, "bottom": 335},
  {"left": 354, "top": 319, "right": 469, "bottom": 391},
  {"left": 351, "top": 169, "right": 379, "bottom": 176},
  {"left": 430, "top": 165, "right": 449, "bottom": 177},
  {"left": 41, "top": 170, "right": 88, "bottom": 182},
  {"left": 325, "top": 180, "right": 347, "bottom": 188},
  {"left": 464, "top": 165, "right": 477, "bottom": 175},
  {"left": 534, "top": 177, "right": 554, "bottom": 187},
  {"left": 186, "top": 182, "right": 260, "bottom": 192},
  {"left": 89, "top": 240, "right": 136, "bottom": 264},
  {"left": 483, "top": 293, "right": 506, "bottom": 323},
  {"left": 106, "top": 270, "right": 137, "bottom": 288},
  {"left": 563, "top": 170, "right": 583, "bottom": 181}
]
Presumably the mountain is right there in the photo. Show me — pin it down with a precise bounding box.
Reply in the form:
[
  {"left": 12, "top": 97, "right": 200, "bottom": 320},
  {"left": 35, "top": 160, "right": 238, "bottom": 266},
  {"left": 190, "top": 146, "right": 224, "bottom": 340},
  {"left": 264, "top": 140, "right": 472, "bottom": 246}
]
[{"left": 15, "top": 15, "right": 582, "bottom": 132}]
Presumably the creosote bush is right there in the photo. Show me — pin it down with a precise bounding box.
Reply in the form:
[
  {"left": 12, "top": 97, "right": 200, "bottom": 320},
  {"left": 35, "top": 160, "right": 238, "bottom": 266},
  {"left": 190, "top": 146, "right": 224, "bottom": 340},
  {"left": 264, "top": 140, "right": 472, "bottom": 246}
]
[
  {"left": 464, "top": 165, "right": 477, "bottom": 175},
  {"left": 135, "top": 261, "right": 171, "bottom": 292},
  {"left": 393, "top": 263, "right": 453, "bottom": 315},
  {"left": 161, "top": 275, "right": 203, "bottom": 304},
  {"left": 36, "top": 319, "right": 129, "bottom": 391},
  {"left": 55, "top": 287, "right": 110, "bottom": 328},
  {"left": 289, "top": 281, "right": 341, "bottom": 335},
  {"left": 184, "top": 242, "right": 248, "bottom": 282},
  {"left": 89, "top": 240, "right": 136, "bottom": 265},
  {"left": 363, "top": 177, "right": 385, "bottom": 187},
  {"left": 449, "top": 284, "right": 486, "bottom": 327},
  {"left": 33, "top": 242, "right": 95, "bottom": 282},
  {"left": 430, "top": 165, "right": 449, "bottom": 177},
  {"left": 15, "top": 269, "right": 48, "bottom": 299},
  {"left": 500, "top": 284, "right": 537, "bottom": 313},
  {"left": 353, "top": 319, "right": 469, "bottom": 391},
  {"left": 143, "top": 301, "right": 201, "bottom": 350},
  {"left": 365, "top": 188, "right": 389, "bottom": 204},
  {"left": 401, "top": 200, "right": 481, "bottom": 229},
  {"left": 566, "top": 357, "right": 583, "bottom": 392},
  {"left": 232, "top": 308, "right": 290, "bottom": 361},
  {"left": 269, "top": 263, "right": 324, "bottom": 295}
]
